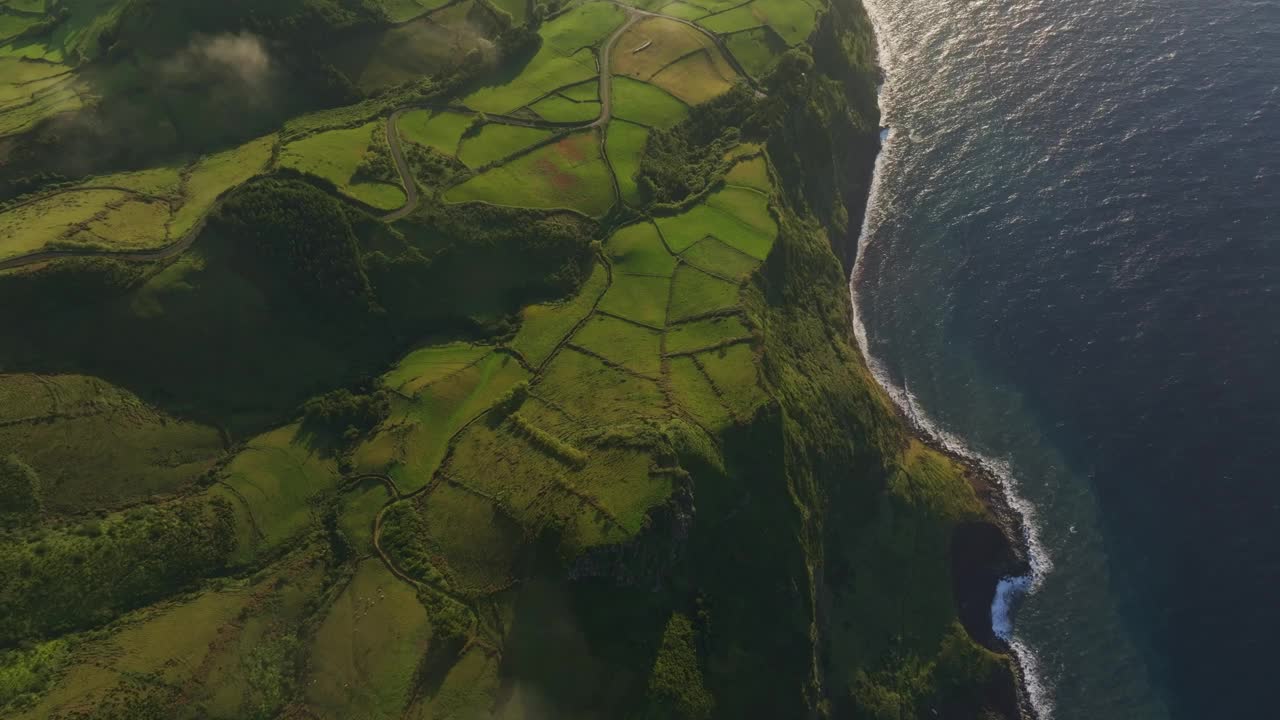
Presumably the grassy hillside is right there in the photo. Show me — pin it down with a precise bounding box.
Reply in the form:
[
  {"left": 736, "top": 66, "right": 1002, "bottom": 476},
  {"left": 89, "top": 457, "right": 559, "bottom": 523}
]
[{"left": 0, "top": 0, "right": 1025, "bottom": 718}]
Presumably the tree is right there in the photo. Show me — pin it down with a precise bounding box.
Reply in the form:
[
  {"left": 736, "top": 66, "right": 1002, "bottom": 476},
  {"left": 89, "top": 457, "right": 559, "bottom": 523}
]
[{"left": 0, "top": 454, "right": 42, "bottom": 519}]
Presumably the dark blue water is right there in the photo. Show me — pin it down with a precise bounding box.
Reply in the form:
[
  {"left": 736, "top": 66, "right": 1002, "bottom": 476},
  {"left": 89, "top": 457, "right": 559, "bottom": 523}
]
[{"left": 851, "top": 1, "right": 1280, "bottom": 718}]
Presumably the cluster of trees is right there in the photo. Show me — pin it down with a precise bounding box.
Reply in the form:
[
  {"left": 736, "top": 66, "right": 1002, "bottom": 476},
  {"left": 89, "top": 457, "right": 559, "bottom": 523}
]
[
  {"left": 0, "top": 497, "right": 236, "bottom": 646},
  {"left": 214, "top": 178, "right": 379, "bottom": 316},
  {"left": 0, "top": 455, "right": 42, "bottom": 524},
  {"left": 637, "top": 89, "right": 753, "bottom": 206},
  {"left": 302, "top": 387, "right": 391, "bottom": 438}
]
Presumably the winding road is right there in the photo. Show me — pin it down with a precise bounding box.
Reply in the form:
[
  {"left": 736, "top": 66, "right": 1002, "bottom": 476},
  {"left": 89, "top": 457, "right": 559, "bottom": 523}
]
[{"left": 1, "top": 3, "right": 758, "bottom": 271}]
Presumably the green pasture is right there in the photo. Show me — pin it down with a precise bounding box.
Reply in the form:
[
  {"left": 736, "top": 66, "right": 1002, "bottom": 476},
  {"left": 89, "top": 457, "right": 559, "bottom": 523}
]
[
  {"left": 357, "top": 351, "right": 530, "bottom": 493},
  {"left": 696, "top": 342, "right": 764, "bottom": 417},
  {"left": 446, "top": 130, "right": 615, "bottom": 216},
  {"left": 681, "top": 236, "right": 762, "bottom": 279},
  {"left": 0, "top": 62, "right": 83, "bottom": 137},
  {"left": 710, "top": 0, "right": 819, "bottom": 45},
  {"left": 172, "top": 133, "right": 276, "bottom": 235},
  {"left": 529, "top": 93, "right": 600, "bottom": 123},
  {"left": 725, "top": 155, "right": 771, "bottom": 192},
  {"left": 612, "top": 17, "right": 711, "bottom": 80},
  {"left": 725, "top": 27, "right": 786, "bottom": 77},
  {"left": 560, "top": 79, "right": 599, "bottom": 101},
  {"left": 606, "top": 220, "right": 677, "bottom": 276},
  {"left": 597, "top": 272, "right": 670, "bottom": 327},
  {"left": 491, "top": 0, "right": 527, "bottom": 23},
  {"left": 404, "top": 645, "right": 500, "bottom": 720},
  {"left": 382, "top": 342, "right": 489, "bottom": 396},
  {"left": 219, "top": 424, "right": 340, "bottom": 563},
  {"left": 397, "top": 109, "right": 471, "bottom": 156},
  {"left": 419, "top": 481, "right": 522, "bottom": 592},
  {"left": 0, "top": 189, "right": 129, "bottom": 260},
  {"left": 666, "top": 314, "right": 751, "bottom": 355},
  {"left": 656, "top": 186, "right": 776, "bottom": 259},
  {"left": 279, "top": 121, "right": 406, "bottom": 211},
  {"left": 666, "top": 355, "right": 732, "bottom": 430},
  {"left": 0, "top": 373, "right": 223, "bottom": 513},
  {"left": 340, "top": 482, "right": 391, "bottom": 555},
  {"left": 649, "top": 48, "right": 737, "bottom": 104},
  {"left": 307, "top": 560, "right": 433, "bottom": 720},
  {"left": 510, "top": 261, "right": 608, "bottom": 366},
  {"left": 605, "top": 120, "right": 649, "bottom": 206},
  {"left": 668, "top": 264, "right": 740, "bottom": 321},
  {"left": 536, "top": 347, "right": 668, "bottom": 425},
  {"left": 571, "top": 313, "right": 663, "bottom": 376},
  {"left": 458, "top": 123, "right": 555, "bottom": 167},
  {"left": 655, "top": 1, "right": 707, "bottom": 21},
  {"left": 462, "top": 2, "right": 624, "bottom": 113},
  {"left": 610, "top": 76, "right": 689, "bottom": 129}
]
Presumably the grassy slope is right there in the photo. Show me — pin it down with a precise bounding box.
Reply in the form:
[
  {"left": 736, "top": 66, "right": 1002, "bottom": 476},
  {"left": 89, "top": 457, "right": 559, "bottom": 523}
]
[{"left": 0, "top": 0, "right": 1018, "bottom": 718}]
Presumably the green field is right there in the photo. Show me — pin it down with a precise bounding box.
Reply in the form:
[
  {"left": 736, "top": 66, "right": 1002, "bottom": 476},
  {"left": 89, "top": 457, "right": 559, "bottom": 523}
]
[
  {"left": 462, "top": 2, "right": 625, "bottom": 113},
  {"left": 306, "top": 560, "right": 434, "bottom": 719},
  {"left": 571, "top": 313, "right": 663, "bottom": 376},
  {"left": 446, "top": 130, "right": 615, "bottom": 216},
  {"left": 703, "top": 0, "right": 819, "bottom": 45},
  {"left": 218, "top": 424, "right": 340, "bottom": 563},
  {"left": 649, "top": 49, "right": 737, "bottom": 104},
  {"left": 529, "top": 93, "right": 600, "bottom": 123},
  {"left": 610, "top": 76, "right": 690, "bottom": 129},
  {"left": 656, "top": 186, "right": 777, "bottom": 258},
  {"left": 726, "top": 154, "right": 771, "bottom": 192},
  {"left": 666, "top": 355, "right": 732, "bottom": 430},
  {"left": 339, "top": 481, "right": 392, "bottom": 555},
  {"left": 606, "top": 220, "right": 678, "bottom": 276},
  {"left": 355, "top": 350, "right": 531, "bottom": 492},
  {"left": 458, "top": 123, "right": 555, "bottom": 167},
  {"left": 605, "top": 120, "right": 650, "bottom": 206},
  {"left": 681, "top": 235, "right": 763, "bottom": 279},
  {"left": 279, "top": 121, "right": 407, "bottom": 211},
  {"left": 560, "top": 78, "right": 599, "bottom": 101},
  {"left": 666, "top": 314, "right": 752, "bottom": 355},
  {"left": 510, "top": 261, "right": 608, "bottom": 366},
  {"left": 724, "top": 27, "right": 786, "bottom": 77},
  {"left": 0, "top": 374, "right": 224, "bottom": 513},
  {"left": 668, "top": 263, "right": 740, "bottom": 321},
  {"left": 695, "top": 342, "right": 764, "bottom": 417},
  {"left": 597, "top": 272, "right": 671, "bottom": 327},
  {"left": 397, "top": 109, "right": 472, "bottom": 156}
]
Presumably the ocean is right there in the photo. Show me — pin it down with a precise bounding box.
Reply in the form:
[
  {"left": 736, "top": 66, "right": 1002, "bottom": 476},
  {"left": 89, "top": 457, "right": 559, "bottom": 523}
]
[{"left": 851, "top": 1, "right": 1280, "bottom": 718}]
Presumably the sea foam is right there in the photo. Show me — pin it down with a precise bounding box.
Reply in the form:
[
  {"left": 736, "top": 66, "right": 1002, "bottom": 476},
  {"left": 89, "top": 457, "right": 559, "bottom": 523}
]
[{"left": 849, "top": 121, "right": 1055, "bottom": 719}]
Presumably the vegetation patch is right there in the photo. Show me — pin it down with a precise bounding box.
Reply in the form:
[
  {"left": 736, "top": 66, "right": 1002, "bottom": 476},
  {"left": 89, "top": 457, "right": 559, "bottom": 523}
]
[
  {"left": 338, "top": 482, "right": 390, "bottom": 556},
  {"left": 649, "top": 49, "right": 738, "bottom": 105},
  {"left": 0, "top": 373, "right": 223, "bottom": 514},
  {"left": 605, "top": 119, "right": 650, "bottom": 206},
  {"left": 666, "top": 355, "right": 731, "bottom": 430},
  {"left": 445, "top": 130, "right": 615, "bottom": 216},
  {"left": 667, "top": 263, "right": 740, "bottom": 321},
  {"left": 695, "top": 342, "right": 763, "bottom": 417},
  {"left": 382, "top": 342, "right": 490, "bottom": 396},
  {"left": 357, "top": 351, "right": 530, "bottom": 493},
  {"left": 462, "top": 2, "right": 625, "bottom": 113},
  {"left": 610, "top": 75, "right": 689, "bottom": 129},
  {"left": 559, "top": 78, "right": 599, "bottom": 102},
  {"left": 597, "top": 272, "right": 670, "bottom": 327},
  {"left": 724, "top": 27, "right": 786, "bottom": 78},
  {"left": 398, "top": 109, "right": 472, "bottom": 156},
  {"left": 529, "top": 92, "right": 600, "bottom": 123},
  {"left": 306, "top": 560, "right": 433, "bottom": 719},
  {"left": 606, "top": 220, "right": 677, "bottom": 276},
  {"left": 511, "top": 260, "right": 608, "bottom": 367},
  {"left": 279, "top": 121, "right": 407, "bottom": 211},
  {"left": 707, "top": 0, "right": 818, "bottom": 46},
  {"left": 571, "top": 313, "right": 663, "bottom": 377},
  {"left": 458, "top": 122, "right": 556, "bottom": 167},
  {"left": 415, "top": 482, "right": 522, "bottom": 592},
  {"left": 725, "top": 154, "right": 770, "bottom": 192},
  {"left": 219, "top": 424, "right": 340, "bottom": 563},
  {"left": 535, "top": 347, "right": 668, "bottom": 426},
  {"left": 680, "top": 235, "right": 761, "bottom": 279},
  {"left": 666, "top": 314, "right": 751, "bottom": 355},
  {"left": 655, "top": 186, "right": 776, "bottom": 259},
  {"left": 611, "top": 16, "right": 713, "bottom": 81}
]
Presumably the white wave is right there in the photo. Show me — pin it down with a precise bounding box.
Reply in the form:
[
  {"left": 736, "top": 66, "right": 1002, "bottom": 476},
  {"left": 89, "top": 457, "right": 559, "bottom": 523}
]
[{"left": 847, "top": 42, "right": 1055, "bottom": 716}]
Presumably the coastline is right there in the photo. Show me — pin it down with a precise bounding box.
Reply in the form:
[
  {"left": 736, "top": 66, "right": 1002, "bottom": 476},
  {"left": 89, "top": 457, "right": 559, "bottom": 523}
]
[{"left": 840, "top": 10, "right": 1048, "bottom": 717}]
